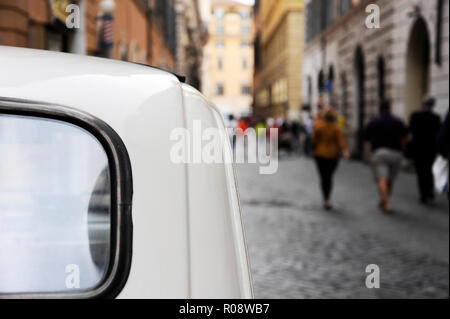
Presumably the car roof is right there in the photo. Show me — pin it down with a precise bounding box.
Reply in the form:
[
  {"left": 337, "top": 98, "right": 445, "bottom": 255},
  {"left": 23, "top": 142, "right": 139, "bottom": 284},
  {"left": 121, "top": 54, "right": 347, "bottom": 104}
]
[
  {"left": 0, "top": 45, "right": 180, "bottom": 84},
  {"left": 0, "top": 45, "right": 185, "bottom": 131}
]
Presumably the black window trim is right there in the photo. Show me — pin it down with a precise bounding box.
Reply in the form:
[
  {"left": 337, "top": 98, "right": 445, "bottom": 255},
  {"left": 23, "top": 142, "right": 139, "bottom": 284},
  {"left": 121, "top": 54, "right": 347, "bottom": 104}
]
[{"left": 0, "top": 97, "right": 133, "bottom": 299}]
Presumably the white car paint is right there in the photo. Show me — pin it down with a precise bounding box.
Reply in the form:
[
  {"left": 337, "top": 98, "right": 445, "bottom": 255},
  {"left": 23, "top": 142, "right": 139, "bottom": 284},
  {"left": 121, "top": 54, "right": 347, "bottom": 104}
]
[{"left": 0, "top": 46, "right": 253, "bottom": 299}]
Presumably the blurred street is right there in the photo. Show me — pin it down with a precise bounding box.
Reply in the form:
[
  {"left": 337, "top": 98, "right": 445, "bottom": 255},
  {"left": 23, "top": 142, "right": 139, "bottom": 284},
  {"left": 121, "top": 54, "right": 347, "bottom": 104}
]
[{"left": 237, "top": 158, "right": 449, "bottom": 299}]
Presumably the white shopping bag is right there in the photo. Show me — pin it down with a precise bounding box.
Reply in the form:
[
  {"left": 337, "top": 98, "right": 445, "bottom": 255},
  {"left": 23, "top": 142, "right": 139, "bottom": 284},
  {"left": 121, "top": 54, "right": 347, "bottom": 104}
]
[{"left": 433, "top": 156, "right": 449, "bottom": 194}]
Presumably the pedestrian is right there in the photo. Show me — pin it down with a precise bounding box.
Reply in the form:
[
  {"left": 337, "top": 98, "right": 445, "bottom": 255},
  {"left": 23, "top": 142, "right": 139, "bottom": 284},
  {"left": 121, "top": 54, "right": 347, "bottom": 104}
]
[
  {"left": 409, "top": 98, "right": 442, "bottom": 204},
  {"left": 227, "top": 114, "right": 238, "bottom": 146},
  {"left": 312, "top": 108, "right": 350, "bottom": 210},
  {"left": 266, "top": 117, "right": 278, "bottom": 156},
  {"left": 315, "top": 97, "right": 325, "bottom": 123},
  {"left": 437, "top": 111, "right": 449, "bottom": 198},
  {"left": 437, "top": 111, "right": 449, "bottom": 159},
  {"left": 291, "top": 120, "right": 301, "bottom": 154},
  {"left": 365, "top": 100, "right": 408, "bottom": 213},
  {"left": 255, "top": 119, "right": 266, "bottom": 138},
  {"left": 229, "top": 114, "right": 238, "bottom": 129},
  {"left": 303, "top": 115, "right": 314, "bottom": 156},
  {"left": 236, "top": 117, "right": 249, "bottom": 133},
  {"left": 279, "top": 121, "right": 293, "bottom": 155}
]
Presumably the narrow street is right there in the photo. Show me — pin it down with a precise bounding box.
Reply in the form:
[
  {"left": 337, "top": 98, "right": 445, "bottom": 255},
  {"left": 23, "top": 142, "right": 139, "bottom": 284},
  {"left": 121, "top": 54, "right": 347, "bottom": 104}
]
[{"left": 236, "top": 157, "right": 449, "bottom": 299}]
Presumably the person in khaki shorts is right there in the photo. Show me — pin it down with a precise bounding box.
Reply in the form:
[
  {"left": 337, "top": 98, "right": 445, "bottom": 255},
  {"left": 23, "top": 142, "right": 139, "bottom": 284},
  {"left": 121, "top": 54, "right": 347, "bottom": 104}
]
[{"left": 365, "top": 100, "right": 408, "bottom": 213}]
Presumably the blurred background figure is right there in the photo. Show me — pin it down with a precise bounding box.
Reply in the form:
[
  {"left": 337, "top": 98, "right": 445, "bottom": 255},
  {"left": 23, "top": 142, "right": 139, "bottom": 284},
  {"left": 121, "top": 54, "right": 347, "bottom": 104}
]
[
  {"left": 226, "top": 114, "right": 238, "bottom": 149},
  {"left": 303, "top": 115, "right": 314, "bottom": 156},
  {"left": 365, "top": 100, "right": 408, "bottom": 213},
  {"left": 409, "top": 97, "right": 442, "bottom": 204},
  {"left": 279, "top": 121, "right": 293, "bottom": 156},
  {"left": 228, "top": 113, "right": 238, "bottom": 129},
  {"left": 330, "top": 99, "right": 346, "bottom": 131},
  {"left": 437, "top": 111, "right": 449, "bottom": 199},
  {"left": 266, "top": 117, "right": 278, "bottom": 156},
  {"left": 438, "top": 111, "right": 449, "bottom": 160},
  {"left": 290, "top": 120, "right": 301, "bottom": 154},
  {"left": 312, "top": 108, "right": 349, "bottom": 210},
  {"left": 255, "top": 118, "right": 267, "bottom": 149},
  {"left": 315, "top": 97, "right": 325, "bottom": 122},
  {"left": 237, "top": 116, "right": 249, "bottom": 133}
]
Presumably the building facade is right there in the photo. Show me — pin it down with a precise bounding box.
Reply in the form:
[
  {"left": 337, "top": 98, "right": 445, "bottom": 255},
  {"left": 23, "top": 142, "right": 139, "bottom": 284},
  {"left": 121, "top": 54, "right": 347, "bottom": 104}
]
[
  {"left": 175, "top": 0, "right": 208, "bottom": 89},
  {"left": 253, "top": 0, "right": 305, "bottom": 121},
  {"left": 0, "top": 0, "right": 179, "bottom": 71},
  {"left": 0, "top": 0, "right": 87, "bottom": 53},
  {"left": 147, "top": 0, "right": 177, "bottom": 70},
  {"left": 201, "top": 0, "right": 254, "bottom": 117},
  {"left": 303, "top": 0, "right": 449, "bottom": 157}
]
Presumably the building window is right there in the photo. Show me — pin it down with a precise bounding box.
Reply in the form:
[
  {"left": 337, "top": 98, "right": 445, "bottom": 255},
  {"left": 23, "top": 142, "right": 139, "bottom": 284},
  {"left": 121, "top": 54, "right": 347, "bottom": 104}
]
[
  {"left": 271, "top": 79, "right": 288, "bottom": 104},
  {"left": 241, "top": 25, "right": 250, "bottom": 35},
  {"left": 306, "top": 0, "right": 338, "bottom": 42},
  {"left": 254, "top": 33, "right": 261, "bottom": 67},
  {"left": 318, "top": 70, "right": 325, "bottom": 93},
  {"left": 216, "top": 24, "right": 224, "bottom": 35},
  {"left": 241, "top": 41, "right": 250, "bottom": 48},
  {"left": 257, "top": 89, "right": 270, "bottom": 107},
  {"left": 327, "top": 65, "right": 335, "bottom": 93},
  {"left": 241, "top": 85, "right": 251, "bottom": 95},
  {"left": 218, "top": 58, "right": 223, "bottom": 70},
  {"left": 239, "top": 10, "right": 251, "bottom": 19},
  {"left": 340, "top": 0, "right": 352, "bottom": 16},
  {"left": 216, "top": 84, "right": 224, "bottom": 95},
  {"left": 214, "top": 8, "right": 225, "bottom": 19},
  {"left": 216, "top": 40, "right": 225, "bottom": 49},
  {"left": 242, "top": 58, "right": 248, "bottom": 69},
  {"left": 325, "top": 0, "right": 335, "bottom": 28},
  {"left": 155, "top": 0, "right": 177, "bottom": 55}
]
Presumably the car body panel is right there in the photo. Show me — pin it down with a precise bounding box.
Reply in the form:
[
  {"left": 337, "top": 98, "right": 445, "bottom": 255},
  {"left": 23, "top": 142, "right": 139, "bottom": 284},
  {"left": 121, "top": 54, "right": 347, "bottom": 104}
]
[{"left": 182, "top": 84, "right": 252, "bottom": 298}]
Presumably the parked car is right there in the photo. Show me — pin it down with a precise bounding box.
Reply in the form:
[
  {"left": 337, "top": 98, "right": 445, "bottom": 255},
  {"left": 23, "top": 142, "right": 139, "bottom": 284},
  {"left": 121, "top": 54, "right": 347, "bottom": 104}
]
[{"left": 0, "top": 46, "right": 253, "bottom": 299}]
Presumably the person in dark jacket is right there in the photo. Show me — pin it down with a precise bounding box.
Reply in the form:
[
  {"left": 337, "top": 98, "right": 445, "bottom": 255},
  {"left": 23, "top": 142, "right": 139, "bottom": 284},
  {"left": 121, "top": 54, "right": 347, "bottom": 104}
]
[
  {"left": 365, "top": 100, "right": 408, "bottom": 213},
  {"left": 437, "top": 111, "right": 449, "bottom": 199},
  {"left": 437, "top": 112, "right": 449, "bottom": 159},
  {"left": 409, "top": 98, "right": 442, "bottom": 204}
]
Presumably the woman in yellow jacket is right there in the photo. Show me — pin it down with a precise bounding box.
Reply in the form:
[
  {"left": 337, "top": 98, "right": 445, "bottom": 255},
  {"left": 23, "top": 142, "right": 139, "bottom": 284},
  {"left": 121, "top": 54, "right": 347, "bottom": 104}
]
[{"left": 312, "top": 108, "right": 350, "bottom": 210}]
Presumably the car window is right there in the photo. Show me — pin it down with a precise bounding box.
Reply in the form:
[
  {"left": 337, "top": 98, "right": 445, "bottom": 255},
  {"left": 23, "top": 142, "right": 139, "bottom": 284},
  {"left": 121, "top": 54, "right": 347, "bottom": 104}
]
[{"left": 0, "top": 114, "right": 110, "bottom": 294}]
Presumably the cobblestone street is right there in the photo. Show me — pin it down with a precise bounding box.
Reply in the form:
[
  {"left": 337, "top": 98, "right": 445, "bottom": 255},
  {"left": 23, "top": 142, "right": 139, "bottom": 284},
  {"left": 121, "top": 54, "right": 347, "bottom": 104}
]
[{"left": 236, "top": 157, "right": 449, "bottom": 299}]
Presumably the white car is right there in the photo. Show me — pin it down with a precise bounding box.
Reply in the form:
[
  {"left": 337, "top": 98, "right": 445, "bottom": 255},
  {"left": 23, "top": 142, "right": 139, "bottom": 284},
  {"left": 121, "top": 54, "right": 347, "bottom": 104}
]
[{"left": 0, "top": 46, "right": 253, "bottom": 299}]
